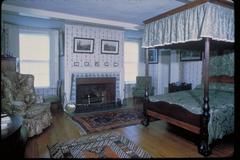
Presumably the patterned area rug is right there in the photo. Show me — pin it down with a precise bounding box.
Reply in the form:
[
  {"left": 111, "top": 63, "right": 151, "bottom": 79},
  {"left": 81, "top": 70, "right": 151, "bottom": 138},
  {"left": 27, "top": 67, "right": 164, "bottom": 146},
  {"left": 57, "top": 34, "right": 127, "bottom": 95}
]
[
  {"left": 48, "top": 131, "right": 152, "bottom": 158},
  {"left": 71, "top": 108, "right": 143, "bottom": 134}
]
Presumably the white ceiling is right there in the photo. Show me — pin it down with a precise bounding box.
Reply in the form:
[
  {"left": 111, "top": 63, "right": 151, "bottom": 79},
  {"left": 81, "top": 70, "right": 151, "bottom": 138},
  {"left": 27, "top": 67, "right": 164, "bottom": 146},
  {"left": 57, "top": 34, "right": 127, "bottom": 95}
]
[{"left": 2, "top": 0, "right": 190, "bottom": 30}]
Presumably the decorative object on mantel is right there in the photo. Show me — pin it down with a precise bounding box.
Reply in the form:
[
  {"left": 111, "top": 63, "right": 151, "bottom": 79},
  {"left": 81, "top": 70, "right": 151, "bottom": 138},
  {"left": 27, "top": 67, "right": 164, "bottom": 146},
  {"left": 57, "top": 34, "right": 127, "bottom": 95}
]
[
  {"left": 84, "top": 62, "right": 90, "bottom": 66},
  {"left": 47, "top": 131, "right": 152, "bottom": 158},
  {"left": 113, "top": 62, "right": 119, "bottom": 67},
  {"left": 73, "top": 37, "right": 94, "bottom": 54},
  {"left": 95, "top": 61, "right": 100, "bottom": 67},
  {"left": 104, "top": 62, "right": 109, "bottom": 66},
  {"left": 101, "top": 40, "right": 119, "bottom": 55},
  {"left": 73, "top": 62, "right": 79, "bottom": 67}
]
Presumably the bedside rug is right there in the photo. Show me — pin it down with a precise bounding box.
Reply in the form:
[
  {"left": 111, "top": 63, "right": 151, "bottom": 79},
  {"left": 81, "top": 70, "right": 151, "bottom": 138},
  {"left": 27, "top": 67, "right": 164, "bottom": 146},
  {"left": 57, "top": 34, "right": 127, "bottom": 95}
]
[
  {"left": 48, "top": 131, "right": 152, "bottom": 158},
  {"left": 71, "top": 108, "right": 143, "bottom": 134}
]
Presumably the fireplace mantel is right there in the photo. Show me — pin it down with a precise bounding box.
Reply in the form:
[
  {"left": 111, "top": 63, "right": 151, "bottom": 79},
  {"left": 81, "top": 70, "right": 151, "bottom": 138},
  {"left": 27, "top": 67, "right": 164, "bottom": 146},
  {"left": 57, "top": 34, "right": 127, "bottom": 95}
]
[{"left": 77, "top": 77, "right": 116, "bottom": 85}]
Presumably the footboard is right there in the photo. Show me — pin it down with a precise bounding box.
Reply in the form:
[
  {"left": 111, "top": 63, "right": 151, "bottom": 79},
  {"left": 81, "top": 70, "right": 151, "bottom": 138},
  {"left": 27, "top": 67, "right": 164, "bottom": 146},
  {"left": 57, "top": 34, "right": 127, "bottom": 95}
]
[{"left": 142, "top": 100, "right": 201, "bottom": 134}]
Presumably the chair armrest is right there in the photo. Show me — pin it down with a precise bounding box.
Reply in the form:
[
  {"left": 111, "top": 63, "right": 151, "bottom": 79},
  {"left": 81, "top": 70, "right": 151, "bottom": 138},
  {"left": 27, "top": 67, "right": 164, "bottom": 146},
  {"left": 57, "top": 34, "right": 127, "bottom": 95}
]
[{"left": 36, "top": 95, "right": 44, "bottom": 104}]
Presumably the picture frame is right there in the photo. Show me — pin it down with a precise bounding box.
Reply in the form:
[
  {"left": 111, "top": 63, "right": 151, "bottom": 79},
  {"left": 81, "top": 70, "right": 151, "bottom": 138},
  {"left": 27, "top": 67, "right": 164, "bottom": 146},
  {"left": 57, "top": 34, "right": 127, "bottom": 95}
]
[
  {"left": 101, "top": 40, "right": 119, "bottom": 54},
  {"left": 73, "top": 37, "right": 94, "bottom": 53},
  {"left": 148, "top": 49, "right": 158, "bottom": 64},
  {"left": 180, "top": 50, "right": 202, "bottom": 61}
]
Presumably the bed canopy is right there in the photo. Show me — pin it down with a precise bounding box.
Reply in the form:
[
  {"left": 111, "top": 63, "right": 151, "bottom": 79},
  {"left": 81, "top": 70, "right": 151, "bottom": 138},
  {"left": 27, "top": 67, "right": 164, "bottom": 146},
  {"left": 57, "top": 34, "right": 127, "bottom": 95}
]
[
  {"left": 141, "top": 0, "right": 234, "bottom": 156},
  {"left": 142, "top": 0, "right": 234, "bottom": 50}
]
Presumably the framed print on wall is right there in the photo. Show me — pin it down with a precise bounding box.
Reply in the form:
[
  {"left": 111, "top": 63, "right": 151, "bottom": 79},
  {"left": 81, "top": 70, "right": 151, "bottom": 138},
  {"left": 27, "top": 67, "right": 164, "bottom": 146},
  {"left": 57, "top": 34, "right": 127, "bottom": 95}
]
[
  {"left": 101, "top": 40, "right": 119, "bottom": 54},
  {"left": 148, "top": 49, "right": 158, "bottom": 64},
  {"left": 73, "top": 37, "right": 94, "bottom": 53},
  {"left": 180, "top": 50, "right": 202, "bottom": 61}
]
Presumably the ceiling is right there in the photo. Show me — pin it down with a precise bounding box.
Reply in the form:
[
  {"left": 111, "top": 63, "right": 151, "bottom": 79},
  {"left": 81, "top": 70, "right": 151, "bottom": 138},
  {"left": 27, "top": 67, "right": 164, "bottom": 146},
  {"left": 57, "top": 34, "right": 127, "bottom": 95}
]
[{"left": 2, "top": 0, "right": 191, "bottom": 30}]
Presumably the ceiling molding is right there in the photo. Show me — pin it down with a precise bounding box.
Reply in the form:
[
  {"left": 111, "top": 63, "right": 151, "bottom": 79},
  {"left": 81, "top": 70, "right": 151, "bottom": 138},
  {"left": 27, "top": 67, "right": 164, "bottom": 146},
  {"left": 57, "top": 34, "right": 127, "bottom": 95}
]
[{"left": 2, "top": 4, "right": 141, "bottom": 30}]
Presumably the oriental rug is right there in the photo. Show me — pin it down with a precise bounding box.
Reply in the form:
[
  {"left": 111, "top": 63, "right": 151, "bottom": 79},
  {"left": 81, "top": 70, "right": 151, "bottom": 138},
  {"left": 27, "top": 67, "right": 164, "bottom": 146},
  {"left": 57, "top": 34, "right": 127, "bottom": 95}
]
[
  {"left": 48, "top": 131, "right": 152, "bottom": 158},
  {"left": 71, "top": 108, "right": 143, "bottom": 134}
]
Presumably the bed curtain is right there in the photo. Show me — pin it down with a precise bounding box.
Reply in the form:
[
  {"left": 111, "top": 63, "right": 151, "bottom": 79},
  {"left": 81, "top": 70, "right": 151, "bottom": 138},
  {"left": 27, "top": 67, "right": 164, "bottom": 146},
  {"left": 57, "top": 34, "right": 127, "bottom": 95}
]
[{"left": 142, "top": 2, "right": 234, "bottom": 48}]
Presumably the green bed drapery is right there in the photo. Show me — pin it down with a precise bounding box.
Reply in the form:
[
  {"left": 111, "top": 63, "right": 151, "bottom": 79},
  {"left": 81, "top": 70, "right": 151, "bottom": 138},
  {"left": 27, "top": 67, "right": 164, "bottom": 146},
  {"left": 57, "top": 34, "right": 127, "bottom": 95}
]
[
  {"left": 141, "top": 0, "right": 234, "bottom": 156},
  {"left": 142, "top": 2, "right": 234, "bottom": 48}
]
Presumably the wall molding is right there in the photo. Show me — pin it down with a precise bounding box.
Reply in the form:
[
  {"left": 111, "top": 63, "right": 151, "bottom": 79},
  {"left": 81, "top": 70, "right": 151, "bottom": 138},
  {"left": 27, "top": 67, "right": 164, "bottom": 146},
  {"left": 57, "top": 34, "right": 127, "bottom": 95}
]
[{"left": 2, "top": 4, "right": 141, "bottom": 30}]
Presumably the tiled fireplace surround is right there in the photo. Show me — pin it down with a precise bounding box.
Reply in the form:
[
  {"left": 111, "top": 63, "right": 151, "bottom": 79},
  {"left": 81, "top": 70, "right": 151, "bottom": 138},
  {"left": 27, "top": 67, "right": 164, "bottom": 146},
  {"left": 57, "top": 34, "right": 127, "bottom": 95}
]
[{"left": 70, "top": 72, "right": 120, "bottom": 104}]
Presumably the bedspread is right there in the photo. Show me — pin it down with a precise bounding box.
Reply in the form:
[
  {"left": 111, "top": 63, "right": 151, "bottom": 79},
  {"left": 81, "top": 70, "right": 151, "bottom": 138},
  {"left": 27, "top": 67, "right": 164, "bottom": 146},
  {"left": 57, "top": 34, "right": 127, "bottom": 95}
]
[{"left": 149, "top": 87, "right": 234, "bottom": 144}]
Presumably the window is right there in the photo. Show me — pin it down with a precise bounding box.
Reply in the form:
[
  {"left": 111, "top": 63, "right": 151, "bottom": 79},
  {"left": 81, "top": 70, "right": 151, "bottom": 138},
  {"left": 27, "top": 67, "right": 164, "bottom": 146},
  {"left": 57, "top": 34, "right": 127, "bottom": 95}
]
[
  {"left": 124, "top": 41, "right": 139, "bottom": 83},
  {"left": 19, "top": 30, "right": 50, "bottom": 87}
]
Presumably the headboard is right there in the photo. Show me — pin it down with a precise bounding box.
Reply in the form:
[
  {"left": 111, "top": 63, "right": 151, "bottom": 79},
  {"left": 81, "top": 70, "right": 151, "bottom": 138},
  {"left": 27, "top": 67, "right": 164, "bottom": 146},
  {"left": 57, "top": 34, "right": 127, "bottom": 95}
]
[{"left": 209, "top": 75, "right": 234, "bottom": 84}]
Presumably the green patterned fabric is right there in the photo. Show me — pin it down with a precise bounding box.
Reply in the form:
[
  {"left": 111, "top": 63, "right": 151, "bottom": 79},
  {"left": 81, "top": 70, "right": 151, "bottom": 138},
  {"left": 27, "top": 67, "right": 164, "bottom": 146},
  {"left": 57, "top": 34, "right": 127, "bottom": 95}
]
[
  {"left": 44, "top": 96, "right": 60, "bottom": 103},
  {"left": 149, "top": 86, "right": 234, "bottom": 144},
  {"left": 196, "top": 83, "right": 234, "bottom": 92},
  {"left": 209, "top": 52, "right": 234, "bottom": 76},
  {"left": 142, "top": 2, "right": 234, "bottom": 48}
]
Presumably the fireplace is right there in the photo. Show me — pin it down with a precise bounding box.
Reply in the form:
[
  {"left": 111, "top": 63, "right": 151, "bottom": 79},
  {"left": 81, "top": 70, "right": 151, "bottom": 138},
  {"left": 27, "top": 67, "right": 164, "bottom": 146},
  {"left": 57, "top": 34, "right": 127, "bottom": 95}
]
[{"left": 76, "top": 77, "right": 116, "bottom": 105}]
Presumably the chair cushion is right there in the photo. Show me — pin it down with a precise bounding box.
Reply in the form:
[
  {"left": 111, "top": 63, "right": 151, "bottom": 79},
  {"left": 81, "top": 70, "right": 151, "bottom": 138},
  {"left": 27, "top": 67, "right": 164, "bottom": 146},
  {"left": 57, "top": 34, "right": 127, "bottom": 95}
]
[
  {"left": 44, "top": 96, "right": 60, "bottom": 103},
  {"left": 25, "top": 103, "right": 50, "bottom": 118}
]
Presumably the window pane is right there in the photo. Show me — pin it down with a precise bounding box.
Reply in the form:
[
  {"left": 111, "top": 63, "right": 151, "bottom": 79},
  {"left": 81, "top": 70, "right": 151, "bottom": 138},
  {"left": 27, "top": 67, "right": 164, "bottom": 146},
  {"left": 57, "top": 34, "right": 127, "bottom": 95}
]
[
  {"left": 124, "top": 41, "right": 139, "bottom": 83},
  {"left": 19, "top": 31, "right": 50, "bottom": 87},
  {"left": 19, "top": 33, "right": 50, "bottom": 61},
  {"left": 124, "top": 42, "right": 139, "bottom": 62},
  {"left": 20, "top": 61, "right": 50, "bottom": 87}
]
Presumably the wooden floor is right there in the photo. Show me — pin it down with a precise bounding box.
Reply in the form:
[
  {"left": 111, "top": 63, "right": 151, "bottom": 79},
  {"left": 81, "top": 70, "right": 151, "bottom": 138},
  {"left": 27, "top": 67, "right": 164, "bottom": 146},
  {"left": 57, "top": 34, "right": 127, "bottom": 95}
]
[{"left": 24, "top": 100, "right": 234, "bottom": 158}]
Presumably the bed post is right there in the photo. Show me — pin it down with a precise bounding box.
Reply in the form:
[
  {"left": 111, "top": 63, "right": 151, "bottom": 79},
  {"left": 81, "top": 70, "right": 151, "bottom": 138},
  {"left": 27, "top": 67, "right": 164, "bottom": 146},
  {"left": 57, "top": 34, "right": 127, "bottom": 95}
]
[
  {"left": 142, "top": 48, "right": 150, "bottom": 126},
  {"left": 198, "top": 37, "right": 212, "bottom": 156}
]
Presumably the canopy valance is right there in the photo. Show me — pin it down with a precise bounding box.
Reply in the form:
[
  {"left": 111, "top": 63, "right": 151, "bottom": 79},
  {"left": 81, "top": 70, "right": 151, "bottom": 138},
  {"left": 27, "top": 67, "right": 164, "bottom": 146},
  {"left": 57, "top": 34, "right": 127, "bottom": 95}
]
[{"left": 142, "top": 1, "right": 234, "bottom": 48}]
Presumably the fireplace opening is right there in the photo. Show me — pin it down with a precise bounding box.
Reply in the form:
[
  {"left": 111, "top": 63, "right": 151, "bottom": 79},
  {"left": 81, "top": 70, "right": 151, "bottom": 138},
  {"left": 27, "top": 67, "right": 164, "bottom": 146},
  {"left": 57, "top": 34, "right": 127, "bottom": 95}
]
[{"left": 76, "top": 77, "right": 116, "bottom": 105}]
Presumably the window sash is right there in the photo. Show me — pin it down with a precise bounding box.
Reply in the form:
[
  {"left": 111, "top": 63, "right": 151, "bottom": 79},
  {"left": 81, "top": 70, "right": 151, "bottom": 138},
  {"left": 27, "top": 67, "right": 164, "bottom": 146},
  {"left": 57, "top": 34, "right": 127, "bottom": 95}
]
[
  {"left": 124, "top": 41, "right": 139, "bottom": 83},
  {"left": 19, "top": 31, "right": 50, "bottom": 87}
]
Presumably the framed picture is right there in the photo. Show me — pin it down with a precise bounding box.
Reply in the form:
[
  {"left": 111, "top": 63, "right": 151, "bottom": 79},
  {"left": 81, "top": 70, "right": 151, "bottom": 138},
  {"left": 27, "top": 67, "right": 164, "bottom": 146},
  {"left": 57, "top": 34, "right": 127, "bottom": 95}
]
[
  {"left": 73, "top": 38, "right": 94, "bottom": 53},
  {"left": 180, "top": 50, "right": 202, "bottom": 61},
  {"left": 148, "top": 49, "right": 158, "bottom": 64},
  {"left": 101, "top": 40, "right": 119, "bottom": 54}
]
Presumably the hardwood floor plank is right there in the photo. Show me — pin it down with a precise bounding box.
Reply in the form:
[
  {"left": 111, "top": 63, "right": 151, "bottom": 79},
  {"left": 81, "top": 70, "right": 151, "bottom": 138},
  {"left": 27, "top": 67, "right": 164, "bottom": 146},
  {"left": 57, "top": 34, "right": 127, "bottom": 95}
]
[{"left": 24, "top": 101, "right": 234, "bottom": 158}]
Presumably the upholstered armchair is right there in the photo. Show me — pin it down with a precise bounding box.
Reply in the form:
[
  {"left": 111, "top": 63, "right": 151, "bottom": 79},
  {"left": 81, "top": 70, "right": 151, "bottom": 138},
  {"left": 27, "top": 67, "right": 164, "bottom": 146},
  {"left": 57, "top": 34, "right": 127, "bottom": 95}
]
[
  {"left": 132, "top": 76, "right": 154, "bottom": 103},
  {"left": 1, "top": 71, "right": 52, "bottom": 137}
]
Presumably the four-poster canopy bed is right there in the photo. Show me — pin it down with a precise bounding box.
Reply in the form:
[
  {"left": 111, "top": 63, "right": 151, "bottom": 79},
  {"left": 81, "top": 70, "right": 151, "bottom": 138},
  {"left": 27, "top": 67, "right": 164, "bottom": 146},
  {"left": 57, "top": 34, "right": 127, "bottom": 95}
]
[{"left": 141, "top": 0, "right": 234, "bottom": 156}]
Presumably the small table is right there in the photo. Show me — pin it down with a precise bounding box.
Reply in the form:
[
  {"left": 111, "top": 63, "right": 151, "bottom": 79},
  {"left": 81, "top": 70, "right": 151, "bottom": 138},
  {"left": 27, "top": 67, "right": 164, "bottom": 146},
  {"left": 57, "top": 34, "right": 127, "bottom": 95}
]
[
  {"left": 168, "top": 82, "right": 192, "bottom": 93},
  {"left": 1, "top": 115, "right": 22, "bottom": 139},
  {"left": 1, "top": 115, "right": 26, "bottom": 157}
]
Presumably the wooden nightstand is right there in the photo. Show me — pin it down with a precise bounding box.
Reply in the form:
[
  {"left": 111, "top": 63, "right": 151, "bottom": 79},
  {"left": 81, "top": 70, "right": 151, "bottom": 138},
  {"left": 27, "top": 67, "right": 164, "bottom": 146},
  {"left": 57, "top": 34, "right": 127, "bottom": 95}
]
[
  {"left": 168, "top": 82, "right": 192, "bottom": 93},
  {"left": 1, "top": 115, "right": 27, "bottom": 158},
  {"left": 1, "top": 56, "right": 16, "bottom": 72}
]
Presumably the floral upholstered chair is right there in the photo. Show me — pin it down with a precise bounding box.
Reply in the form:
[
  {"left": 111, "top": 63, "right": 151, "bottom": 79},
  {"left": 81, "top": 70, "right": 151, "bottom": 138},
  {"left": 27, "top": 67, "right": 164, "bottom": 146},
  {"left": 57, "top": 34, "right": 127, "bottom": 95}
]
[{"left": 1, "top": 71, "right": 52, "bottom": 137}]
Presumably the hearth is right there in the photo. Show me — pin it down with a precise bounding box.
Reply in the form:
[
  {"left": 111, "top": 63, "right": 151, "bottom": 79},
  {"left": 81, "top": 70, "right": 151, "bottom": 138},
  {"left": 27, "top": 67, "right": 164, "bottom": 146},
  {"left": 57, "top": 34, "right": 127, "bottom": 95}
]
[{"left": 76, "top": 77, "right": 116, "bottom": 105}]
